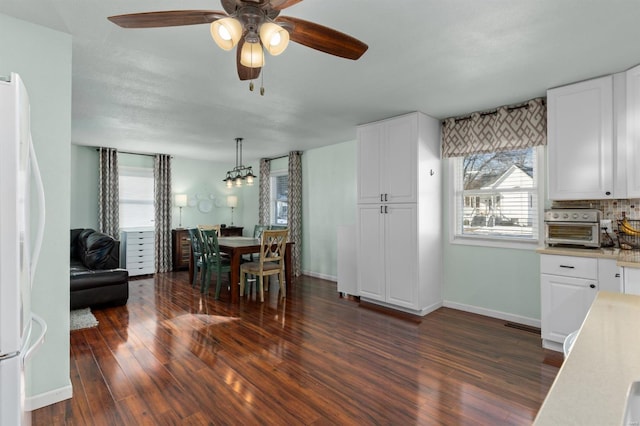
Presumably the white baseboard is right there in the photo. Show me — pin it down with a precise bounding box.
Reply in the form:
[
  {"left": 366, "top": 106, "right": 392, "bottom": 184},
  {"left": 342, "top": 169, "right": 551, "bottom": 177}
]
[
  {"left": 301, "top": 270, "right": 337, "bottom": 282},
  {"left": 443, "top": 300, "right": 541, "bottom": 328},
  {"left": 25, "top": 382, "right": 73, "bottom": 411}
]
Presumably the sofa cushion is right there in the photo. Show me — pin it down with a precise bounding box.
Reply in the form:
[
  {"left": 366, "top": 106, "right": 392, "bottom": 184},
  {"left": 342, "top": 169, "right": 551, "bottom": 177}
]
[
  {"left": 83, "top": 231, "right": 119, "bottom": 269},
  {"left": 70, "top": 268, "right": 129, "bottom": 291}
]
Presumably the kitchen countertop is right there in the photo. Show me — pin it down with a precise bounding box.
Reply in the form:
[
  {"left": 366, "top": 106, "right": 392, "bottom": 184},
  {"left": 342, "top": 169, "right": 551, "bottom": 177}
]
[
  {"left": 537, "top": 246, "right": 640, "bottom": 268},
  {"left": 534, "top": 291, "right": 640, "bottom": 425}
]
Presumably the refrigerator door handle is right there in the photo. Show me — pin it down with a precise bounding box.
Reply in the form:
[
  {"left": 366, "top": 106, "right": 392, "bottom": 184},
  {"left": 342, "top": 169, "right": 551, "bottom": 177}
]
[
  {"left": 29, "top": 135, "right": 45, "bottom": 288},
  {"left": 23, "top": 313, "right": 46, "bottom": 364}
]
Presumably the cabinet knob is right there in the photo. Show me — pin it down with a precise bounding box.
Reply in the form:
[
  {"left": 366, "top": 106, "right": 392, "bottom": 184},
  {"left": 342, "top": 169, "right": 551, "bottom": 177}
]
[
  {"left": 616, "top": 273, "right": 621, "bottom": 278},
  {"left": 590, "top": 284, "right": 596, "bottom": 289},
  {"left": 605, "top": 191, "right": 611, "bottom": 196}
]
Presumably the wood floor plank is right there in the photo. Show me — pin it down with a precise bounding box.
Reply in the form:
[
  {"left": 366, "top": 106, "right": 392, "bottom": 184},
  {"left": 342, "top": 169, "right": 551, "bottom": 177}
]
[{"left": 33, "top": 273, "right": 559, "bottom": 425}]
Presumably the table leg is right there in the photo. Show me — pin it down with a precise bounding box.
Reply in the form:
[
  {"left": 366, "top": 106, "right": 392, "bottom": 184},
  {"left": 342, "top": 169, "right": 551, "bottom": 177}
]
[
  {"left": 229, "top": 251, "right": 241, "bottom": 304},
  {"left": 188, "top": 250, "right": 194, "bottom": 284},
  {"left": 284, "top": 243, "right": 292, "bottom": 294}
]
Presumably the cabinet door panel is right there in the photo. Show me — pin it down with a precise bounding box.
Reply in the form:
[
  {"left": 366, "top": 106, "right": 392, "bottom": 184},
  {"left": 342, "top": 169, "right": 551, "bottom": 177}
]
[
  {"left": 541, "top": 274, "right": 596, "bottom": 344},
  {"left": 384, "top": 115, "right": 417, "bottom": 203},
  {"left": 547, "top": 76, "right": 613, "bottom": 200},
  {"left": 385, "top": 204, "right": 418, "bottom": 308},
  {"left": 357, "top": 123, "right": 384, "bottom": 204},
  {"left": 627, "top": 65, "right": 640, "bottom": 197},
  {"left": 356, "top": 205, "right": 385, "bottom": 300}
]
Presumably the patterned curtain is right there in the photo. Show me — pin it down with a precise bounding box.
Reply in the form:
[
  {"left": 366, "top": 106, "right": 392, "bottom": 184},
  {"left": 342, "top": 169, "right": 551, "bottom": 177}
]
[
  {"left": 258, "top": 158, "right": 271, "bottom": 225},
  {"left": 287, "top": 151, "right": 302, "bottom": 277},
  {"left": 441, "top": 97, "right": 546, "bottom": 158},
  {"left": 98, "top": 148, "right": 119, "bottom": 238},
  {"left": 154, "top": 154, "right": 172, "bottom": 273}
]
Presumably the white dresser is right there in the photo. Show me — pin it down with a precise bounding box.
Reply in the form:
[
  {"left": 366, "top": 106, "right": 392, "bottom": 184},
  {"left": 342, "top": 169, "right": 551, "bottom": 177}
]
[{"left": 121, "top": 228, "right": 155, "bottom": 276}]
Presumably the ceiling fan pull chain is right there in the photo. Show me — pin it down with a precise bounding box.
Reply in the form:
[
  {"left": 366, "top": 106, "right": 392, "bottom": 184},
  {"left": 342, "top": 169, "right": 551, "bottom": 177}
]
[
  {"left": 249, "top": 81, "right": 254, "bottom": 91},
  {"left": 260, "top": 64, "right": 265, "bottom": 96}
]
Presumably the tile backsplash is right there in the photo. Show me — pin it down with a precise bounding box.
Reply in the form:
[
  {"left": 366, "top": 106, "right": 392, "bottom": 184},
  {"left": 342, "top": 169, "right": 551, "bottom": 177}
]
[{"left": 551, "top": 199, "right": 640, "bottom": 220}]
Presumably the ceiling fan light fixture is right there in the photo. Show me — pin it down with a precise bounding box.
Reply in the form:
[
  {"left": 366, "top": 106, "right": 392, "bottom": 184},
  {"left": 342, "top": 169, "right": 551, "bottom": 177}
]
[
  {"left": 260, "top": 22, "right": 290, "bottom": 56},
  {"left": 240, "top": 41, "right": 265, "bottom": 68},
  {"left": 210, "top": 17, "right": 242, "bottom": 51}
]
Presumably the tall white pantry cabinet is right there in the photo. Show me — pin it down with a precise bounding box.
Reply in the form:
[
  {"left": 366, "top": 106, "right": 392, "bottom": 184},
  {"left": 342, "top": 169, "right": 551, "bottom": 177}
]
[{"left": 356, "top": 112, "right": 442, "bottom": 315}]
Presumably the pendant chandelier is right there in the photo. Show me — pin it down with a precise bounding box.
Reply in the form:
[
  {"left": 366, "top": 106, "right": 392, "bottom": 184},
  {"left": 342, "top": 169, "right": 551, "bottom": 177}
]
[{"left": 223, "top": 137, "right": 255, "bottom": 188}]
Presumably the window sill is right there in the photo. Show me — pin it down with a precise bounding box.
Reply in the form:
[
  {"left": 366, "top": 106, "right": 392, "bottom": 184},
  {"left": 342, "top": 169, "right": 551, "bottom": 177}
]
[{"left": 450, "top": 235, "right": 541, "bottom": 251}]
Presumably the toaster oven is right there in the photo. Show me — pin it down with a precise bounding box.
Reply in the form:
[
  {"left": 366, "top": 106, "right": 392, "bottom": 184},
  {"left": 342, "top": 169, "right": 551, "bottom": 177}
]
[{"left": 544, "top": 209, "right": 601, "bottom": 248}]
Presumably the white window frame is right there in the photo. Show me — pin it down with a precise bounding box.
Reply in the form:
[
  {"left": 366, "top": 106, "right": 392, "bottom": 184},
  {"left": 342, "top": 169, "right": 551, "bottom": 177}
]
[
  {"left": 448, "top": 146, "right": 545, "bottom": 250},
  {"left": 270, "top": 170, "right": 288, "bottom": 226},
  {"left": 119, "top": 166, "right": 155, "bottom": 229}
]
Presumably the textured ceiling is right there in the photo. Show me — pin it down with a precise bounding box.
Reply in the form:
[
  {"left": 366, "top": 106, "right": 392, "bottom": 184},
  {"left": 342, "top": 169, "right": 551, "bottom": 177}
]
[{"left": 2, "top": 0, "right": 640, "bottom": 163}]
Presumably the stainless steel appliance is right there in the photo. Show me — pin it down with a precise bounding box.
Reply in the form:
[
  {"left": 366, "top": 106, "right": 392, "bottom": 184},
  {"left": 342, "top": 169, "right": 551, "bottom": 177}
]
[{"left": 544, "top": 209, "right": 601, "bottom": 248}]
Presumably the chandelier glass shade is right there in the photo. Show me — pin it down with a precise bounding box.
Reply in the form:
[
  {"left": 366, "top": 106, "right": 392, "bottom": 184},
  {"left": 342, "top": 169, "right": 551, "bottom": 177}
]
[
  {"left": 210, "top": 17, "right": 243, "bottom": 51},
  {"left": 210, "top": 14, "right": 289, "bottom": 68},
  {"left": 240, "top": 41, "right": 265, "bottom": 68},
  {"left": 224, "top": 138, "right": 255, "bottom": 188}
]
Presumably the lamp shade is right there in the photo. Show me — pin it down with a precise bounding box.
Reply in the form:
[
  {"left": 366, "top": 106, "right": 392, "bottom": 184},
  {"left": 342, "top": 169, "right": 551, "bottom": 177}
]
[
  {"left": 210, "top": 17, "right": 242, "bottom": 51},
  {"left": 227, "top": 195, "right": 238, "bottom": 208},
  {"left": 260, "top": 22, "right": 290, "bottom": 56},
  {"left": 175, "top": 194, "right": 188, "bottom": 207},
  {"left": 240, "top": 41, "right": 265, "bottom": 68}
]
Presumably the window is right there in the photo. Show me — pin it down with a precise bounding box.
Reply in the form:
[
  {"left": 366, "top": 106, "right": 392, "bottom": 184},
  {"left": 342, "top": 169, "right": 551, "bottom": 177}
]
[
  {"left": 270, "top": 172, "right": 288, "bottom": 225},
  {"left": 451, "top": 147, "right": 542, "bottom": 246},
  {"left": 119, "top": 166, "right": 155, "bottom": 228}
]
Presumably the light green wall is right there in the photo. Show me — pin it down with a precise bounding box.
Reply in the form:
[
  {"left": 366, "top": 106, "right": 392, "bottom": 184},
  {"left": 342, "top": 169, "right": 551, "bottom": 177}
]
[
  {"left": 1, "top": 14, "right": 72, "bottom": 404},
  {"left": 172, "top": 156, "right": 257, "bottom": 230},
  {"left": 70, "top": 145, "right": 99, "bottom": 229},
  {"left": 441, "top": 158, "right": 541, "bottom": 323},
  {"left": 302, "top": 141, "right": 357, "bottom": 279}
]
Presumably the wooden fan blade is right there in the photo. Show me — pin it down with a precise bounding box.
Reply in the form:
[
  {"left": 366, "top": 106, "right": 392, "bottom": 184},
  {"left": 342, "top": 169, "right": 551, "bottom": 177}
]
[
  {"left": 276, "top": 16, "right": 368, "bottom": 60},
  {"left": 236, "top": 39, "right": 262, "bottom": 81},
  {"left": 108, "top": 10, "right": 227, "bottom": 28},
  {"left": 270, "top": 0, "right": 303, "bottom": 11}
]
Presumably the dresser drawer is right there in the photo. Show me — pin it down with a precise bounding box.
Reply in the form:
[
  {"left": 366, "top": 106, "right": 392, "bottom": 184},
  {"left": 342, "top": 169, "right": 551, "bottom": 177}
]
[
  {"left": 540, "top": 254, "right": 598, "bottom": 279},
  {"left": 121, "top": 229, "right": 156, "bottom": 275}
]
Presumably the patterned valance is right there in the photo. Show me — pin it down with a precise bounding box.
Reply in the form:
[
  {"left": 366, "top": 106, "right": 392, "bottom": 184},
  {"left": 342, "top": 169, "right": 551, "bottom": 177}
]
[{"left": 441, "top": 97, "right": 546, "bottom": 158}]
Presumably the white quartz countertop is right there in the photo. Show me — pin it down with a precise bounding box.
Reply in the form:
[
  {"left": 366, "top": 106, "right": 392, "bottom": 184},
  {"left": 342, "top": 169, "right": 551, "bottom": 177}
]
[
  {"left": 534, "top": 291, "right": 640, "bottom": 425},
  {"left": 537, "top": 246, "right": 640, "bottom": 268}
]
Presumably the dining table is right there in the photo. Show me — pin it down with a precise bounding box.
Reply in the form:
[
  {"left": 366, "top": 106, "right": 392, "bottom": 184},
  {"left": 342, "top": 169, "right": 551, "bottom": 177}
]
[{"left": 188, "top": 236, "right": 294, "bottom": 303}]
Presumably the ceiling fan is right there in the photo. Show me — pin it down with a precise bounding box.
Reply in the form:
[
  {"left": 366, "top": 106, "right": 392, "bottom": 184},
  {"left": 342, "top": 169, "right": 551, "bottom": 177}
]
[{"left": 108, "top": 0, "right": 368, "bottom": 85}]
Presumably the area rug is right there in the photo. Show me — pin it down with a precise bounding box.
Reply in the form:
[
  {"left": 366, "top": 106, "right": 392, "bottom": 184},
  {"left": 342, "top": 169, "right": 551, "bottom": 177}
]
[{"left": 70, "top": 308, "right": 99, "bottom": 331}]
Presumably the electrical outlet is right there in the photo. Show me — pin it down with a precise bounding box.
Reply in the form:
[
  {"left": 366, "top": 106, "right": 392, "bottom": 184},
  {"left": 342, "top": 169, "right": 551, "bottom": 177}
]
[{"left": 600, "top": 219, "right": 612, "bottom": 230}]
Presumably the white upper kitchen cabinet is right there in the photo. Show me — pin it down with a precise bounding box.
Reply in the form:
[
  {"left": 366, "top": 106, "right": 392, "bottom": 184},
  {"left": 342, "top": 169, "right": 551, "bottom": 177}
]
[
  {"left": 547, "top": 75, "right": 614, "bottom": 200},
  {"left": 357, "top": 113, "right": 418, "bottom": 204},
  {"left": 626, "top": 64, "right": 640, "bottom": 198}
]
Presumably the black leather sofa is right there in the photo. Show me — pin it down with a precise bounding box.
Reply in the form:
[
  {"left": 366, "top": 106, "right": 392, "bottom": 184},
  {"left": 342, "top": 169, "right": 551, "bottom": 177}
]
[{"left": 70, "top": 229, "right": 129, "bottom": 310}]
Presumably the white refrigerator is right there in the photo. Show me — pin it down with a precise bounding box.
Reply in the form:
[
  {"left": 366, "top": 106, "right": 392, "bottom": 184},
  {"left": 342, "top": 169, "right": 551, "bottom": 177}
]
[{"left": 0, "top": 73, "right": 47, "bottom": 426}]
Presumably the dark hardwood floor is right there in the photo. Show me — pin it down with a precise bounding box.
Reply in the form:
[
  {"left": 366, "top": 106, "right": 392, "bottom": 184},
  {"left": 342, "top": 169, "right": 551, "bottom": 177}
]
[{"left": 33, "top": 273, "right": 560, "bottom": 425}]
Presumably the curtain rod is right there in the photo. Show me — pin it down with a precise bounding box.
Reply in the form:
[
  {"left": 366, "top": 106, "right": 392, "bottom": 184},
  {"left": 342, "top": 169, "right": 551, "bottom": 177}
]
[
  {"left": 264, "top": 151, "right": 303, "bottom": 161},
  {"left": 444, "top": 99, "right": 546, "bottom": 125},
  {"left": 95, "top": 148, "right": 172, "bottom": 158}
]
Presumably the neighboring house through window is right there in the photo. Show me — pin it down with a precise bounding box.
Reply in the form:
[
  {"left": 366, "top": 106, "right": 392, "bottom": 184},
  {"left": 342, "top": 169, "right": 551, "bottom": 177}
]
[
  {"left": 119, "top": 166, "right": 155, "bottom": 228},
  {"left": 451, "top": 146, "right": 542, "bottom": 247},
  {"left": 271, "top": 171, "right": 288, "bottom": 225}
]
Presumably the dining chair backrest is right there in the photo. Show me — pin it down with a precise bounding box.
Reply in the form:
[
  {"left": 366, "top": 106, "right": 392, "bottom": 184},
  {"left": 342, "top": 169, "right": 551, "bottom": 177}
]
[
  {"left": 198, "top": 224, "right": 221, "bottom": 236},
  {"left": 187, "top": 228, "right": 203, "bottom": 258},
  {"left": 258, "top": 229, "right": 288, "bottom": 268},
  {"left": 199, "top": 228, "right": 223, "bottom": 263},
  {"left": 253, "top": 224, "right": 269, "bottom": 239}
]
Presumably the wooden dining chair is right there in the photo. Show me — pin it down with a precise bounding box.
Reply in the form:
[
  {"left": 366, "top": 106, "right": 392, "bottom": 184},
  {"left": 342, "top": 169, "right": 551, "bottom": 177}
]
[
  {"left": 199, "top": 228, "right": 231, "bottom": 298},
  {"left": 198, "top": 224, "right": 221, "bottom": 236},
  {"left": 239, "top": 229, "right": 288, "bottom": 302},
  {"left": 187, "top": 228, "right": 205, "bottom": 288}
]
